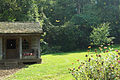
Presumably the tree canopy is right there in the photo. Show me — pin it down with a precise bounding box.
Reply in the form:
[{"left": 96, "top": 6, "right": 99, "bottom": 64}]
[{"left": 0, "top": 0, "right": 120, "bottom": 53}]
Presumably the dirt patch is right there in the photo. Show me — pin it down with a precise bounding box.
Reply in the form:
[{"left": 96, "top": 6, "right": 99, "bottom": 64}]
[{"left": 0, "top": 65, "right": 25, "bottom": 80}]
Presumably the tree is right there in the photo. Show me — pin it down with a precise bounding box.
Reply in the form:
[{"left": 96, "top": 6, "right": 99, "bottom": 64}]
[
  {"left": 0, "top": 0, "right": 19, "bottom": 21},
  {"left": 74, "top": 0, "right": 91, "bottom": 14},
  {"left": 16, "top": 0, "right": 39, "bottom": 22}
]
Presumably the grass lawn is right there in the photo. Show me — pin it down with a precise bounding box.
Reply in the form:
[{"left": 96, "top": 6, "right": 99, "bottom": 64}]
[
  {"left": 6, "top": 45, "right": 120, "bottom": 80},
  {"left": 6, "top": 51, "right": 89, "bottom": 80}
]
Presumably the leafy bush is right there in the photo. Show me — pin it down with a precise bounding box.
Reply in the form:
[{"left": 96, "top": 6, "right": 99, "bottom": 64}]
[
  {"left": 90, "top": 23, "right": 115, "bottom": 45},
  {"left": 69, "top": 44, "right": 120, "bottom": 80},
  {"left": 40, "top": 44, "right": 61, "bottom": 54},
  {"left": 40, "top": 38, "right": 61, "bottom": 54}
]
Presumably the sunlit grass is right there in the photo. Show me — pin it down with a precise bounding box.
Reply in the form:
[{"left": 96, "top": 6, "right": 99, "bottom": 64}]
[
  {"left": 6, "top": 51, "right": 88, "bottom": 80},
  {"left": 6, "top": 45, "right": 120, "bottom": 80}
]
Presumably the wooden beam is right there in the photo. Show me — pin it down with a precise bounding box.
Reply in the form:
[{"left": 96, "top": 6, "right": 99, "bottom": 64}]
[{"left": 19, "top": 37, "right": 22, "bottom": 59}]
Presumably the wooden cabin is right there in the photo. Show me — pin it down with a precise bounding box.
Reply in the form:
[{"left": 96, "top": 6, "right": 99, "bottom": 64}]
[{"left": 0, "top": 22, "right": 43, "bottom": 65}]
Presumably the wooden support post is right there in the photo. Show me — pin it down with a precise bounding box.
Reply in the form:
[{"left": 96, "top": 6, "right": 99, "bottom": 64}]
[
  {"left": 0, "top": 37, "right": 2, "bottom": 60},
  {"left": 19, "top": 37, "right": 22, "bottom": 59},
  {"left": 3, "top": 37, "right": 6, "bottom": 59},
  {"left": 38, "top": 37, "right": 40, "bottom": 59}
]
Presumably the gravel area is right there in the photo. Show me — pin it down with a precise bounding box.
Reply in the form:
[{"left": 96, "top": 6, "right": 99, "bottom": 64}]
[{"left": 0, "top": 65, "right": 25, "bottom": 80}]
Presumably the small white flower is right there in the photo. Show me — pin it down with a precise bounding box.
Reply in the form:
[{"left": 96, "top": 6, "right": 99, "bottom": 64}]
[{"left": 90, "top": 66, "right": 93, "bottom": 69}]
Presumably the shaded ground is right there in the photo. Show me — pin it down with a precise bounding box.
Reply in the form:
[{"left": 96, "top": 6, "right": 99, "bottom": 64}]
[{"left": 0, "top": 65, "right": 25, "bottom": 80}]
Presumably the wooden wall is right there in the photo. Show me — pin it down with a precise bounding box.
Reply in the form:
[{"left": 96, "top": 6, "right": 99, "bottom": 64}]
[
  {"left": 22, "top": 36, "right": 40, "bottom": 59},
  {"left": 31, "top": 37, "right": 38, "bottom": 50},
  {"left": 31, "top": 37, "right": 39, "bottom": 55}
]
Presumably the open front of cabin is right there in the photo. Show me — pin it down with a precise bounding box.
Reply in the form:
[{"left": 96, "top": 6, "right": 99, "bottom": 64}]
[{"left": 0, "top": 22, "right": 43, "bottom": 65}]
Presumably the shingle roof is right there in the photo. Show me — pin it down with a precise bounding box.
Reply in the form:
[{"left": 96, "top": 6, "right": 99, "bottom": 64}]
[{"left": 0, "top": 22, "right": 43, "bottom": 33}]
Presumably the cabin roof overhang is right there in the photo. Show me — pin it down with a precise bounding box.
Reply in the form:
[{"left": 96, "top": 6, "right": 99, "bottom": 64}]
[
  {"left": 0, "top": 22, "right": 43, "bottom": 34},
  {"left": 0, "top": 33, "right": 42, "bottom": 36}
]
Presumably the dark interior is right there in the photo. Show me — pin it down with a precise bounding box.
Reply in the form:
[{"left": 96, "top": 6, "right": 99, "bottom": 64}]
[{"left": 7, "top": 39, "right": 16, "bottom": 49}]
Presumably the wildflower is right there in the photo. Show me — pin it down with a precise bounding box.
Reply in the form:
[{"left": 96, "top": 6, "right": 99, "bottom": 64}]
[
  {"left": 99, "top": 47, "right": 102, "bottom": 51},
  {"left": 106, "top": 50, "right": 109, "bottom": 52},
  {"left": 94, "top": 49, "right": 97, "bottom": 53},
  {"left": 102, "top": 61, "right": 104, "bottom": 65},
  {"left": 111, "top": 41, "right": 114, "bottom": 44},
  {"left": 117, "top": 58, "right": 118, "bottom": 60},
  {"left": 73, "top": 68, "right": 75, "bottom": 70},
  {"left": 96, "top": 54, "right": 98, "bottom": 57},
  {"left": 110, "top": 64, "right": 113, "bottom": 67},
  {"left": 78, "top": 66, "right": 80, "bottom": 69},
  {"left": 72, "top": 72, "right": 74, "bottom": 75},
  {"left": 88, "top": 46, "right": 91, "bottom": 49},
  {"left": 85, "top": 54, "right": 88, "bottom": 57},
  {"left": 108, "top": 44, "right": 110, "bottom": 46},
  {"left": 77, "top": 59, "right": 79, "bottom": 62},
  {"left": 96, "top": 60, "right": 98, "bottom": 62},
  {"left": 112, "top": 67, "right": 114, "bottom": 70},
  {"left": 82, "top": 62, "right": 85, "bottom": 65},
  {"left": 104, "top": 47, "right": 107, "bottom": 49},
  {"left": 91, "top": 55, "right": 93, "bottom": 57},
  {"left": 118, "top": 53, "right": 120, "bottom": 55},
  {"left": 72, "top": 63, "right": 74, "bottom": 65},
  {"left": 115, "top": 50, "right": 118, "bottom": 52},
  {"left": 88, "top": 58, "right": 91, "bottom": 62},
  {"left": 86, "top": 67, "right": 88, "bottom": 68},
  {"left": 100, "top": 45, "right": 103, "bottom": 47},
  {"left": 98, "top": 55, "right": 101, "bottom": 57},
  {"left": 118, "top": 60, "right": 120, "bottom": 63},
  {"left": 97, "top": 69, "right": 100, "bottom": 72},
  {"left": 116, "top": 55, "right": 118, "bottom": 57}
]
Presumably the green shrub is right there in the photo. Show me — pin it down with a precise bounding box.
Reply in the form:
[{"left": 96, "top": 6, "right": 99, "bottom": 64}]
[
  {"left": 69, "top": 45, "right": 120, "bottom": 80},
  {"left": 40, "top": 39, "right": 61, "bottom": 54},
  {"left": 90, "top": 23, "right": 115, "bottom": 45}
]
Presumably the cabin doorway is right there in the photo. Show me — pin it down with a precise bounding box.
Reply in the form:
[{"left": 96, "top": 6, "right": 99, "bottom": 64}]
[{"left": 6, "top": 38, "right": 19, "bottom": 59}]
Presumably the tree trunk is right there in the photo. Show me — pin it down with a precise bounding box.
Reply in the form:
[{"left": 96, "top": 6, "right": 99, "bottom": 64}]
[{"left": 76, "top": 0, "right": 81, "bottom": 14}]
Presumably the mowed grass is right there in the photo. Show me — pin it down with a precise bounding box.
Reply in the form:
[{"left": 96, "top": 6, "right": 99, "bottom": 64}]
[
  {"left": 6, "top": 45, "right": 120, "bottom": 80},
  {"left": 6, "top": 51, "right": 89, "bottom": 80}
]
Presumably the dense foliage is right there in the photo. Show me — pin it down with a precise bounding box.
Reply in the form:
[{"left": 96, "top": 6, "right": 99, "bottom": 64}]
[{"left": 0, "top": 0, "right": 120, "bottom": 53}]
